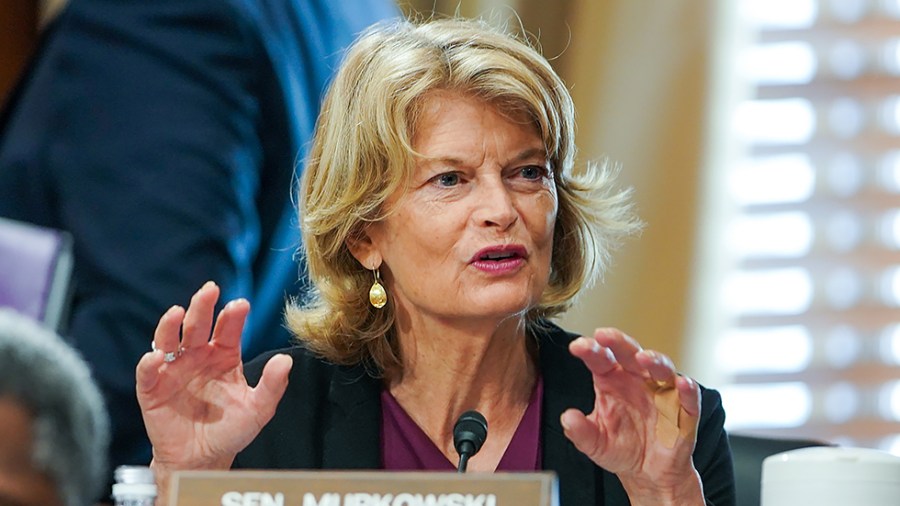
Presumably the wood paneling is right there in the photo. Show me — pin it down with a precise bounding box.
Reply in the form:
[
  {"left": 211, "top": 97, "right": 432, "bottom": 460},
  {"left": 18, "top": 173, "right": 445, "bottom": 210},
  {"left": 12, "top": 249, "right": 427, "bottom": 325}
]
[{"left": 0, "top": 2, "right": 39, "bottom": 107}]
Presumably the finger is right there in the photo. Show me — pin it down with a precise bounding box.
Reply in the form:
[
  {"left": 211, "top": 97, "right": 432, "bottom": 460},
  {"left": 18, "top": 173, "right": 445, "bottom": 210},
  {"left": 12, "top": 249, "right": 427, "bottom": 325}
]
[
  {"left": 560, "top": 408, "right": 603, "bottom": 458},
  {"left": 152, "top": 305, "right": 185, "bottom": 356},
  {"left": 676, "top": 374, "right": 701, "bottom": 418},
  {"left": 592, "top": 328, "right": 645, "bottom": 375},
  {"left": 636, "top": 349, "right": 677, "bottom": 386},
  {"left": 569, "top": 337, "right": 618, "bottom": 376},
  {"left": 668, "top": 374, "right": 701, "bottom": 444},
  {"left": 210, "top": 298, "right": 250, "bottom": 351},
  {"left": 135, "top": 351, "right": 165, "bottom": 395},
  {"left": 180, "top": 281, "right": 220, "bottom": 350},
  {"left": 251, "top": 354, "right": 293, "bottom": 422}
]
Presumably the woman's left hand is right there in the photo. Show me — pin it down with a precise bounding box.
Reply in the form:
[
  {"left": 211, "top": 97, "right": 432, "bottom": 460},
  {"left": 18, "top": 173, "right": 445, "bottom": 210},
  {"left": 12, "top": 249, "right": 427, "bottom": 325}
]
[{"left": 562, "top": 328, "right": 705, "bottom": 506}]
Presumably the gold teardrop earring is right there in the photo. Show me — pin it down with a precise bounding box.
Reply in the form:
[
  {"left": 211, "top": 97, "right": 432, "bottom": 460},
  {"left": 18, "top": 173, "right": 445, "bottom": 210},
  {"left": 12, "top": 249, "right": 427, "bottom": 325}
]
[{"left": 368, "top": 267, "right": 387, "bottom": 309}]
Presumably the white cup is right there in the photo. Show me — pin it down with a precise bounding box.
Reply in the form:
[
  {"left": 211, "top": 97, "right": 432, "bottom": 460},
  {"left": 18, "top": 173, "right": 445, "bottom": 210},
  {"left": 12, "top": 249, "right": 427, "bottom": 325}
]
[{"left": 762, "top": 446, "right": 900, "bottom": 506}]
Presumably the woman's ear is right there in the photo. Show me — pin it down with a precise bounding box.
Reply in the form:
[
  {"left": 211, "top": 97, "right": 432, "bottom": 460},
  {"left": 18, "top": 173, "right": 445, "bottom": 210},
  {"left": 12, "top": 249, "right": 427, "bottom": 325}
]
[{"left": 345, "top": 227, "right": 382, "bottom": 269}]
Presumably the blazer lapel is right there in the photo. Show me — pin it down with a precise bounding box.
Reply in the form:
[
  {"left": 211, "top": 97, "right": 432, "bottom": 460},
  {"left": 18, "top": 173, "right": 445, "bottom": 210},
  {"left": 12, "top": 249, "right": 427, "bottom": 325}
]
[
  {"left": 538, "top": 323, "right": 600, "bottom": 505},
  {"left": 322, "top": 363, "right": 383, "bottom": 469}
]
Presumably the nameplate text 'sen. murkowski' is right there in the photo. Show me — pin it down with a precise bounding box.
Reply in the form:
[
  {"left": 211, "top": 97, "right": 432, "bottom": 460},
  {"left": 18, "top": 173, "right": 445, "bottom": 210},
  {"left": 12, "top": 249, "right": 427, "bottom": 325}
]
[{"left": 219, "top": 491, "right": 499, "bottom": 506}]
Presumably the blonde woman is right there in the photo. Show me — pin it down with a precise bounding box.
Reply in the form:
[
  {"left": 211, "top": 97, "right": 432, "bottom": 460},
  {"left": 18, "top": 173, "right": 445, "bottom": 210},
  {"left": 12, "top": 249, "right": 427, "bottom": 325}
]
[{"left": 137, "top": 18, "right": 734, "bottom": 506}]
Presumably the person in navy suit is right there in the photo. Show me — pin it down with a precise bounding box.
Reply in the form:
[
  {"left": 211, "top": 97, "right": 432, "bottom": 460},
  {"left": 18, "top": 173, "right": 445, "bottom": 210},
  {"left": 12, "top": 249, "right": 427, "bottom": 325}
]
[{"left": 0, "top": 0, "right": 398, "bottom": 476}]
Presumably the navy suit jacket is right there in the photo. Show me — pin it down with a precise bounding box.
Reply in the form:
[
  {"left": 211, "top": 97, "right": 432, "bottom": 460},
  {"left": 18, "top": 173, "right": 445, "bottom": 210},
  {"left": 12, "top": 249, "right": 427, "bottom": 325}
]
[
  {"left": 235, "top": 323, "right": 736, "bottom": 506},
  {"left": 0, "top": 0, "right": 398, "bottom": 470}
]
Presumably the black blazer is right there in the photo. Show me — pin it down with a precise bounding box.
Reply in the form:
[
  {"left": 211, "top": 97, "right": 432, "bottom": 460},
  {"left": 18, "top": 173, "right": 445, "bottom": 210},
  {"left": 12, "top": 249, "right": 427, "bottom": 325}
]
[{"left": 235, "top": 322, "right": 735, "bottom": 506}]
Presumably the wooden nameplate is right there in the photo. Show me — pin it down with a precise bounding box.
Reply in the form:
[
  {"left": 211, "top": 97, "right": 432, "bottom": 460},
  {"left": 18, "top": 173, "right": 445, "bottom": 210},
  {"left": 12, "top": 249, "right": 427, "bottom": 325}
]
[{"left": 170, "top": 470, "right": 558, "bottom": 506}]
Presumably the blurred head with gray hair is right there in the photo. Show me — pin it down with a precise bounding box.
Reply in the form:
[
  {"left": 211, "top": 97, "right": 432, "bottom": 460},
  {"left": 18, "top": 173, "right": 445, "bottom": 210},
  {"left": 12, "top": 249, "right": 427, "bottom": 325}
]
[{"left": 0, "top": 308, "right": 109, "bottom": 506}]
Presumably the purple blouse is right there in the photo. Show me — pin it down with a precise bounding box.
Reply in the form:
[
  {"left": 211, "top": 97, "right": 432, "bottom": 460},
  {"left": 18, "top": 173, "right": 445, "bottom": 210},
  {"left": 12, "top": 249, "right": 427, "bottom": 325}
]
[{"left": 380, "top": 377, "right": 544, "bottom": 471}]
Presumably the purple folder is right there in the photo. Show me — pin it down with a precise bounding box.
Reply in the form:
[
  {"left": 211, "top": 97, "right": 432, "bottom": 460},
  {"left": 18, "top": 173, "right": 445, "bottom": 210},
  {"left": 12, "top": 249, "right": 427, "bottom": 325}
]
[{"left": 0, "top": 217, "right": 73, "bottom": 330}]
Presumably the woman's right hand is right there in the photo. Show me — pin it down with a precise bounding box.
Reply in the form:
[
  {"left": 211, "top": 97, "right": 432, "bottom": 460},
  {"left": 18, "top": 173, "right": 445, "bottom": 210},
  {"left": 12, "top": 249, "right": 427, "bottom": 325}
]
[{"left": 135, "top": 282, "right": 292, "bottom": 489}]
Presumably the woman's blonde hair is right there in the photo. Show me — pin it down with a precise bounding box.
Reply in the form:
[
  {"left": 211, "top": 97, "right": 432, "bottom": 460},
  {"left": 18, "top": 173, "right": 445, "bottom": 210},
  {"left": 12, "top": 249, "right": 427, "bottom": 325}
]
[{"left": 285, "top": 17, "right": 641, "bottom": 377}]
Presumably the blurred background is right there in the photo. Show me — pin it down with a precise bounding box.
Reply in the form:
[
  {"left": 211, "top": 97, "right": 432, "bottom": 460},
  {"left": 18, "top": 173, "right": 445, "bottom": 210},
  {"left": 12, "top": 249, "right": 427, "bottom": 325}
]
[{"left": 4, "top": 0, "right": 899, "bottom": 455}]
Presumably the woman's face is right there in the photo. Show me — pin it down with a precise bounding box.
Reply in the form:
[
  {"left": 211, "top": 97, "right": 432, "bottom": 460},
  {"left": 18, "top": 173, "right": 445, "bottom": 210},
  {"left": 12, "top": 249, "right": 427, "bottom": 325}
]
[{"left": 357, "top": 90, "right": 557, "bottom": 324}]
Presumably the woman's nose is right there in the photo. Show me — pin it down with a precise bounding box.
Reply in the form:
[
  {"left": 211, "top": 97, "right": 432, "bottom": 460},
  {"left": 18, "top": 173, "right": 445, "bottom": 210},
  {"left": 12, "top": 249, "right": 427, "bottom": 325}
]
[{"left": 472, "top": 178, "right": 518, "bottom": 230}]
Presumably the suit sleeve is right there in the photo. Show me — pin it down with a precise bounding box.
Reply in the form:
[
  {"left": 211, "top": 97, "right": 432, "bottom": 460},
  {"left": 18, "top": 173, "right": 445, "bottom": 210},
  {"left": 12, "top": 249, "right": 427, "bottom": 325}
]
[{"left": 695, "top": 388, "right": 737, "bottom": 506}]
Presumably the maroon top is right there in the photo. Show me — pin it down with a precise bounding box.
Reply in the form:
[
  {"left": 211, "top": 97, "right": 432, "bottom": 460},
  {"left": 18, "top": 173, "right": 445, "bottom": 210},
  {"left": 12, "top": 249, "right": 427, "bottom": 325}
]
[{"left": 380, "top": 377, "right": 544, "bottom": 471}]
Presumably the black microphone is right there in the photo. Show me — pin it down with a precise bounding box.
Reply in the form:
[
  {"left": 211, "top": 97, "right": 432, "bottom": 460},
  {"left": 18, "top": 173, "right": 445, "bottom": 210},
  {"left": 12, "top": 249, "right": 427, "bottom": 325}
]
[{"left": 453, "top": 410, "right": 488, "bottom": 473}]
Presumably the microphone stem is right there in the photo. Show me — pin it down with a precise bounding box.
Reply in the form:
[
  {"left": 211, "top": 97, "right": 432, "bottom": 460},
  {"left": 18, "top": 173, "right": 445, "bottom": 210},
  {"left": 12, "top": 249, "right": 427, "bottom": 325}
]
[{"left": 457, "top": 452, "right": 471, "bottom": 473}]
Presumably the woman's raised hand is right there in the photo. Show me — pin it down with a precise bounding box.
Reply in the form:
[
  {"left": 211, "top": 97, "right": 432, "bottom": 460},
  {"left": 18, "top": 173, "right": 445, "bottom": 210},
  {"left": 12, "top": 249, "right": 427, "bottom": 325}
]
[
  {"left": 135, "top": 282, "right": 292, "bottom": 484},
  {"left": 562, "top": 328, "right": 705, "bottom": 506}
]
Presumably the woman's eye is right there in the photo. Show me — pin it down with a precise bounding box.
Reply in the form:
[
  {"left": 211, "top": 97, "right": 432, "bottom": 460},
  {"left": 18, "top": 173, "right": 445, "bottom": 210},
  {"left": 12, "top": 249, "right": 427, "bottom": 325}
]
[
  {"left": 520, "top": 165, "right": 546, "bottom": 180},
  {"left": 435, "top": 172, "right": 460, "bottom": 187}
]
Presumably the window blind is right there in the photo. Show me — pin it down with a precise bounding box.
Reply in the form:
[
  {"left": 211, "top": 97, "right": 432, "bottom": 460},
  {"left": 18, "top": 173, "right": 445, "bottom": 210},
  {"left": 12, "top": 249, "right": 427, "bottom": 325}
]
[{"left": 717, "top": 0, "right": 900, "bottom": 452}]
